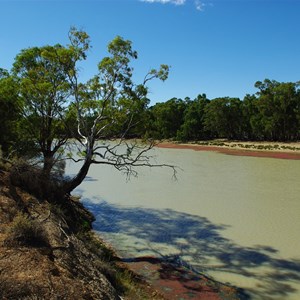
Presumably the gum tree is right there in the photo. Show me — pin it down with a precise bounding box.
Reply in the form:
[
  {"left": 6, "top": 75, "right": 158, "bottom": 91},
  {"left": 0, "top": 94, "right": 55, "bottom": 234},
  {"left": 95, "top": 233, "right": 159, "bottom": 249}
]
[
  {"left": 12, "top": 32, "right": 89, "bottom": 176},
  {"left": 12, "top": 28, "right": 174, "bottom": 196},
  {"left": 254, "top": 79, "right": 300, "bottom": 141},
  {"left": 0, "top": 69, "right": 21, "bottom": 155}
]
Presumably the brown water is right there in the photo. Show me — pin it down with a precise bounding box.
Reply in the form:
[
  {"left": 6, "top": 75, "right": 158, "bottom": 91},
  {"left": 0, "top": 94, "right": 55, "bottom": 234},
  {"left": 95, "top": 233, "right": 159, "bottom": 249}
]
[{"left": 67, "top": 146, "right": 300, "bottom": 299}]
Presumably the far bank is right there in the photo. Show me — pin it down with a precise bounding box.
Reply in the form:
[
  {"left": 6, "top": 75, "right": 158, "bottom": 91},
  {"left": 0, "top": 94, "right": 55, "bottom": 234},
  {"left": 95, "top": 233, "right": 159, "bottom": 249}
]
[{"left": 157, "top": 139, "right": 300, "bottom": 160}]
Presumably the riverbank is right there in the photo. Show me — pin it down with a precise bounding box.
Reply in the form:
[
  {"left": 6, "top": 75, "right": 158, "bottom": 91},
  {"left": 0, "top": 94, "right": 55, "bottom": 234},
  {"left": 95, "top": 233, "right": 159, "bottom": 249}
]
[
  {"left": 0, "top": 166, "right": 163, "bottom": 299},
  {"left": 0, "top": 163, "right": 242, "bottom": 300},
  {"left": 157, "top": 140, "right": 300, "bottom": 160}
]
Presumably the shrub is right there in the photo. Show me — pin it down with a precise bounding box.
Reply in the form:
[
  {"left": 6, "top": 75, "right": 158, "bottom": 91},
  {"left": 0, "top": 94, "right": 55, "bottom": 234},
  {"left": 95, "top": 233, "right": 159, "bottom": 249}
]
[
  {"left": 5, "top": 213, "right": 48, "bottom": 247},
  {"left": 0, "top": 146, "right": 10, "bottom": 171},
  {"left": 9, "top": 161, "right": 65, "bottom": 202}
]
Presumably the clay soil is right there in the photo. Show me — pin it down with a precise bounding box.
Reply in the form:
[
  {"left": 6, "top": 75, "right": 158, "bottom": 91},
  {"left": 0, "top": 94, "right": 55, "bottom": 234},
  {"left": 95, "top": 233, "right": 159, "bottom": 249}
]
[
  {"left": 157, "top": 141, "right": 300, "bottom": 160},
  {"left": 125, "top": 256, "right": 241, "bottom": 300}
]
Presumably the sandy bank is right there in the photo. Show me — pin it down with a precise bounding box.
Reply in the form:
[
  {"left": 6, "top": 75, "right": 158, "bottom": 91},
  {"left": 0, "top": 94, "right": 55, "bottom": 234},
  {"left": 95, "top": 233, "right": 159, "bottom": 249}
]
[{"left": 157, "top": 140, "right": 300, "bottom": 160}]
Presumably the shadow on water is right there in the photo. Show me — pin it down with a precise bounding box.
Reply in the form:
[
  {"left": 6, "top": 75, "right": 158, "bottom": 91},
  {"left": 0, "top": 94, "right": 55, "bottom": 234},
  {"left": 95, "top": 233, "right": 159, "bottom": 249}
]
[
  {"left": 81, "top": 197, "right": 300, "bottom": 299},
  {"left": 66, "top": 174, "right": 98, "bottom": 182}
]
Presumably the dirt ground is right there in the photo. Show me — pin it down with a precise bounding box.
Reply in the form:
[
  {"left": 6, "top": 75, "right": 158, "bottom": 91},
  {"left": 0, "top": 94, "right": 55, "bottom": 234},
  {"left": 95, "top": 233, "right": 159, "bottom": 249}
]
[
  {"left": 125, "top": 256, "right": 241, "bottom": 300},
  {"left": 157, "top": 140, "right": 300, "bottom": 160}
]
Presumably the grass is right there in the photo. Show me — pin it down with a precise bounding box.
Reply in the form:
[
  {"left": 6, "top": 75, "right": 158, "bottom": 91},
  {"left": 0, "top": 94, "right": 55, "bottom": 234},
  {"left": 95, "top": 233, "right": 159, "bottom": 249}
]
[
  {"left": 195, "top": 140, "right": 300, "bottom": 152},
  {"left": 76, "top": 231, "right": 162, "bottom": 299},
  {"left": 5, "top": 212, "right": 48, "bottom": 247}
]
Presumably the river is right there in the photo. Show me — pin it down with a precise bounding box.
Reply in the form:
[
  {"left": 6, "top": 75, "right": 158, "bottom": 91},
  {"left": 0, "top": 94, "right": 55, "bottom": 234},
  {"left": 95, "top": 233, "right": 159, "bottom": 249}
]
[{"left": 67, "top": 145, "right": 300, "bottom": 299}]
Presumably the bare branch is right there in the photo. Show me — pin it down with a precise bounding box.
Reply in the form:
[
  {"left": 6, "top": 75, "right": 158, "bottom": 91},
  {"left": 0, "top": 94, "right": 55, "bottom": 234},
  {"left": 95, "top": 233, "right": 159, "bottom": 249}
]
[{"left": 89, "top": 140, "right": 179, "bottom": 180}]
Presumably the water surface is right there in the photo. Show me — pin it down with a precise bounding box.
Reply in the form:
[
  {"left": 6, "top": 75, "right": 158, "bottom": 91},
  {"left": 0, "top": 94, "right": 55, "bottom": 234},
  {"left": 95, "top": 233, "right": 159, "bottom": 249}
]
[{"left": 67, "top": 147, "right": 300, "bottom": 299}]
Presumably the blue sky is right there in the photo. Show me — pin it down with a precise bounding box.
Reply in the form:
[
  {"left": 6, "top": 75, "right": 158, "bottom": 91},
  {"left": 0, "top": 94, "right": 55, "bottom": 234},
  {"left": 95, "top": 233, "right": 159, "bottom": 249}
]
[{"left": 1, "top": 0, "right": 300, "bottom": 104}]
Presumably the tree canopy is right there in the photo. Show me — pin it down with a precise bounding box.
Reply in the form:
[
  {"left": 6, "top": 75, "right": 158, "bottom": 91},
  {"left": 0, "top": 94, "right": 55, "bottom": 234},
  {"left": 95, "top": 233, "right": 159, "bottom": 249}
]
[
  {"left": 0, "top": 69, "right": 21, "bottom": 154},
  {"left": 145, "top": 80, "right": 300, "bottom": 142},
  {"left": 1, "top": 28, "right": 173, "bottom": 199}
]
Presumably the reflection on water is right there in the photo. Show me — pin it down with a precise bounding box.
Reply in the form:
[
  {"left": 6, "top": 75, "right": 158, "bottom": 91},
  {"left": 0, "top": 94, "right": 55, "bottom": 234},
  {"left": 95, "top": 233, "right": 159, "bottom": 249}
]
[{"left": 67, "top": 147, "right": 300, "bottom": 300}]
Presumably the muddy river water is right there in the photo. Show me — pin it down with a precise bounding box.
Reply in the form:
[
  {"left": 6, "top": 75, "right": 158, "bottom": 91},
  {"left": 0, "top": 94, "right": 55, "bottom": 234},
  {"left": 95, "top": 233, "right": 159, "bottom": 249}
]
[{"left": 67, "top": 146, "right": 300, "bottom": 299}]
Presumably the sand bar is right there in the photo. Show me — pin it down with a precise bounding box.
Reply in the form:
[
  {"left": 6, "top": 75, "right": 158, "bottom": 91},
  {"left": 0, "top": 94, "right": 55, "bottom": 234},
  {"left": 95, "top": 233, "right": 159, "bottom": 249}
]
[{"left": 157, "top": 141, "right": 300, "bottom": 160}]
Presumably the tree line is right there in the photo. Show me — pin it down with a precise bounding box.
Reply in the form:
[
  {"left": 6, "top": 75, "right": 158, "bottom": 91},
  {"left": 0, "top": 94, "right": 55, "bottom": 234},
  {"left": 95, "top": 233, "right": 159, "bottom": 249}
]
[{"left": 145, "top": 79, "right": 300, "bottom": 142}]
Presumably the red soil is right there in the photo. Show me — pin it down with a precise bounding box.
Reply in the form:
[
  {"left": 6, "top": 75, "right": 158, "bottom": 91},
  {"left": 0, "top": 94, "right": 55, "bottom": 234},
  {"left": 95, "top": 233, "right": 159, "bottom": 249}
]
[
  {"left": 126, "top": 256, "right": 237, "bottom": 300},
  {"left": 157, "top": 143, "right": 300, "bottom": 160}
]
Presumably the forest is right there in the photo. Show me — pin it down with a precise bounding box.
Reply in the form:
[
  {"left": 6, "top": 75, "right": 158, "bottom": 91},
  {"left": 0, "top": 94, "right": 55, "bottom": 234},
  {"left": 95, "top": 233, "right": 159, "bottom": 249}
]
[{"left": 145, "top": 79, "right": 300, "bottom": 142}]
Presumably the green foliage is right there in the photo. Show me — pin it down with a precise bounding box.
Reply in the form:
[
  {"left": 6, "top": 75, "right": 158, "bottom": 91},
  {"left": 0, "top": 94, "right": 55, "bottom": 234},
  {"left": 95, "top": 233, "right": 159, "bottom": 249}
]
[
  {"left": 12, "top": 44, "right": 76, "bottom": 164},
  {"left": 2, "top": 27, "right": 172, "bottom": 195},
  {"left": 203, "top": 97, "right": 243, "bottom": 139},
  {"left": 253, "top": 79, "right": 300, "bottom": 140},
  {"left": 148, "top": 97, "right": 187, "bottom": 139},
  {"left": 0, "top": 70, "right": 21, "bottom": 155},
  {"left": 177, "top": 94, "right": 210, "bottom": 141},
  {"left": 68, "top": 26, "right": 91, "bottom": 60},
  {"left": 10, "top": 28, "right": 92, "bottom": 179},
  {"left": 144, "top": 79, "right": 300, "bottom": 142}
]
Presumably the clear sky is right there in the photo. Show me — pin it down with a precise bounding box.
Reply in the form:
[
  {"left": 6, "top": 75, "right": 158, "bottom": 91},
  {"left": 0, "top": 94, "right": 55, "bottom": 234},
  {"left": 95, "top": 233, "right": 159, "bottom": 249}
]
[{"left": 1, "top": 0, "right": 300, "bottom": 104}]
